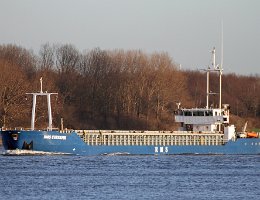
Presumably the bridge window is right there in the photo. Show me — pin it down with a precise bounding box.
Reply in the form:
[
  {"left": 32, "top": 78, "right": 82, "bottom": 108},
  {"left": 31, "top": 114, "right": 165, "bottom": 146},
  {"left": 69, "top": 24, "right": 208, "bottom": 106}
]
[
  {"left": 193, "top": 111, "right": 198, "bottom": 116},
  {"left": 184, "top": 111, "right": 192, "bottom": 116},
  {"left": 205, "top": 111, "right": 213, "bottom": 116},
  {"left": 198, "top": 111, "right": 204, "bottom": 116}
]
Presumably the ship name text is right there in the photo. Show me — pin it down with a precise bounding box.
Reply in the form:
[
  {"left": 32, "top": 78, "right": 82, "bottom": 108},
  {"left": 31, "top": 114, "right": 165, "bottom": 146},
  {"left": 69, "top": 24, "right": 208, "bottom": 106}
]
[{"left": 44, "top": 135, "right": 67, "bottom": 140}]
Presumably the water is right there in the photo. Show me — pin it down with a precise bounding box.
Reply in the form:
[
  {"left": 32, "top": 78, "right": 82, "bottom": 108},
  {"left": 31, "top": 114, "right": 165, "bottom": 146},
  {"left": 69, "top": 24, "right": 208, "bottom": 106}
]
[{"left": 0, "top": 146, "right": 259, "bottom": 200}]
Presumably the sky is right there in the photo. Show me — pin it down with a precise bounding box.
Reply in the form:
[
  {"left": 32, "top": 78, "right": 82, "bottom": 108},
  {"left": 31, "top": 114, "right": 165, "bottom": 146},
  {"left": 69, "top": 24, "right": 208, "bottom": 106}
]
[{"left": 0, "top": 0, "right": 259, "bottom": 75}]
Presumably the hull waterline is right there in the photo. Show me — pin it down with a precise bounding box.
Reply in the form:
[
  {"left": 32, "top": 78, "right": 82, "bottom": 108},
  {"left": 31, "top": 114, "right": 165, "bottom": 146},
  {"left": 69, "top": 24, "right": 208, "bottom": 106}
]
[{"left": 1, "top": 130, "right": 260, "bottom": 155}]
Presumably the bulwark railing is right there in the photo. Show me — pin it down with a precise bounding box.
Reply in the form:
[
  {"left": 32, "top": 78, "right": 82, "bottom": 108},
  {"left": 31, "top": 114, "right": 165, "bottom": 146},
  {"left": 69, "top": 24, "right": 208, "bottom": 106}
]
[{"left": 75, "top": 130, "right": 226, "bottom": 146}]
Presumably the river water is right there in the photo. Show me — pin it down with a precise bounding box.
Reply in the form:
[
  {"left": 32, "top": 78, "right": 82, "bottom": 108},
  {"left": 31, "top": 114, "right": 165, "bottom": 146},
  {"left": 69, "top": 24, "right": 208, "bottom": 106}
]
[{"left": 0, "top": 147, "right": 259, "bottom": 200}]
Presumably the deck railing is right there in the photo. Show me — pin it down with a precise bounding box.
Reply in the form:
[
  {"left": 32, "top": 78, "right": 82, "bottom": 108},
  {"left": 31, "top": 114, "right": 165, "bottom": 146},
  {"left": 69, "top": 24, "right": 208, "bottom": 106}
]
[{"left": 75, "top": 130, "right": 226, "bottom": 146}]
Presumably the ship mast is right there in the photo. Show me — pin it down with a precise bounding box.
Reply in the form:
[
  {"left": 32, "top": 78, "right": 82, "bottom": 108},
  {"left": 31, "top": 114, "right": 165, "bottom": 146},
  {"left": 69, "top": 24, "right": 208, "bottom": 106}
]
[
  {"left": 26, "top": 78, "right": 58, "bottom": 131},
  {"left": 219, "top": 61, "right": 222, "bottom": 109},
  {"left": 206, "top": 47, "right": 222, "bottom": 110},
  {"left": 206, "top": 67, "right": 209, "bottom": 109},
  {"left": 219, "top": 23, "right": 224, "bottom": 109}
]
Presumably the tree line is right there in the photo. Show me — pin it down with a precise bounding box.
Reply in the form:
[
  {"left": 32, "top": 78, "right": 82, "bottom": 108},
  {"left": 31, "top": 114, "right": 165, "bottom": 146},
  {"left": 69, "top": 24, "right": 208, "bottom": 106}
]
[{"left": 0, "top": 44, "right": 259, "bottom": 131}]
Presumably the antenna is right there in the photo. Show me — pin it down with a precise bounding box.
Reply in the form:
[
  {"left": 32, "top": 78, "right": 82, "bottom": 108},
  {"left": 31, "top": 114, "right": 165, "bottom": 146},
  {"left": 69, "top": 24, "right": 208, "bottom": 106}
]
[
  {"left": 221, "top": 20, "right": 224, "bottom": 69},
  {"left": 219, "top": 21, "right": 223, "bottom": 109},
  {"left": 212, "top": 47, "right": 216, "bottom": 69},
  {"left": 203, "top": 22, "right": 224, "bottom": 110}
]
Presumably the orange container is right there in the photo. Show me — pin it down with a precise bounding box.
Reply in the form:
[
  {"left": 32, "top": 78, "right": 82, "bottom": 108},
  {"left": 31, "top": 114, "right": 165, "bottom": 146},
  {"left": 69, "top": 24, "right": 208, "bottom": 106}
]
[{"left": 247, "top": 132, "right": 258, "bottom": 138}]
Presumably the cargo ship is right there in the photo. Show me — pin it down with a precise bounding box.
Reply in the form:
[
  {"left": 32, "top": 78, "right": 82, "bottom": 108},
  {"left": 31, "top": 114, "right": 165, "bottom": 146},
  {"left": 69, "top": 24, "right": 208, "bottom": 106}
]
[{"left": 1, "top": 48, "right": 260, "bottom": 155}]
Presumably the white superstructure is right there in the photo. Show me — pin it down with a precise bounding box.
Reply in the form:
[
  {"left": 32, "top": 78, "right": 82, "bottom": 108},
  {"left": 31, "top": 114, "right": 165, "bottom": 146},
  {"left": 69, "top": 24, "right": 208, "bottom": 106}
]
[
  {"left": 175, "top": 47, "right": 233, "bottom": 135},
  {"left": 175, "top": 106, "right": 230, "bottom": 132}
]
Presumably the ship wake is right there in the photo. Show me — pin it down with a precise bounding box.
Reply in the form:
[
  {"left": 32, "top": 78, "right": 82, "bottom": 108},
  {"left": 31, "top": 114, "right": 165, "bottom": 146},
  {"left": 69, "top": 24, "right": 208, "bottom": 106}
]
[
  {"left": 102, "top": 152, "right": 130, "bottom": 156},
  {"left": 2, "top": 149, "right": 72, "bottom": 156}
]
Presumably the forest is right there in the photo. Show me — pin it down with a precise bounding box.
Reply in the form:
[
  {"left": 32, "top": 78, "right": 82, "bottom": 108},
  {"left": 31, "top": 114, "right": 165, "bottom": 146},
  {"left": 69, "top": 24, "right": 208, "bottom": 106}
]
[{"left": 0, "top": 44, "right": 259, "bottom": 131}]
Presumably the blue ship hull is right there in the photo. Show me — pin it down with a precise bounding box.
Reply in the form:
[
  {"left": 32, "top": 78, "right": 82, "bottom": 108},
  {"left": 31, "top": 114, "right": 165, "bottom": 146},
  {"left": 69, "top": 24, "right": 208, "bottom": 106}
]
[{"left": 1, "top": 130, "right": 260, "bottom": 155}]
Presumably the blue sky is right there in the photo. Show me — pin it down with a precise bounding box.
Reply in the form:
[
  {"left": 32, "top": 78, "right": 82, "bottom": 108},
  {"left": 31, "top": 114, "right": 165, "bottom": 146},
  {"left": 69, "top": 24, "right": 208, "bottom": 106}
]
[{"left": 0, "top": 0, "right": 259, "bottom": 75}]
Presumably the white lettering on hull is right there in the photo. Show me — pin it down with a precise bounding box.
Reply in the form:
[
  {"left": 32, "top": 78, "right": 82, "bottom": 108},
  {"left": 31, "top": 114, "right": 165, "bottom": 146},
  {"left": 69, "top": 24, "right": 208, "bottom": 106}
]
[
  {"left": 44, "top": 135, "right": 66, "bottom": 140},
  {"left": 154, "top": 146, "right": 168, "bottom": 153}
]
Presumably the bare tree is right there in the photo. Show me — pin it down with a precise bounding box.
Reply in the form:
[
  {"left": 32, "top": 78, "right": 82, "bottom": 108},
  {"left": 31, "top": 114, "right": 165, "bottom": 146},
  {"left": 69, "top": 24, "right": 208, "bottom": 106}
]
[
  {"left": 39, "top": 43, "right": 55, "bottom": 70},
  {"left": 0, "top": 44, "right": 36, "bottom": 78},
  {"left": 0, "top": 59, "right": 29, "bottom": 128},
  {"left": 55, "top": 44, "right": 80, "bottom": 73}
]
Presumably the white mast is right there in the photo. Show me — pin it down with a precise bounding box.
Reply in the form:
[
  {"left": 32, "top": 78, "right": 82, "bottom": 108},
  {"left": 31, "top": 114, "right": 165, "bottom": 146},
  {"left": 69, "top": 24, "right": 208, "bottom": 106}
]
[
  {"left": 206, "top": 68, "right": 209, "bottom": 109},
  {"left": 219, "top": 62, "right": 222, "bottom": 109},
  {"left": 27, "top": 77, "right": 58, "bottom": 130},
  {"left": 219, "top": 21, "right": 224, "bottom": 109},
  {"left": 205, "top": 46, "right": 222, "bottom": 109},
  {"left": 206, "top": 47, "right": 216, "bottom": 109}
]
